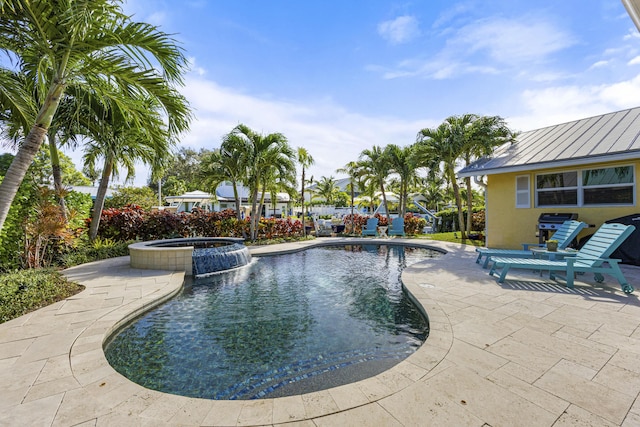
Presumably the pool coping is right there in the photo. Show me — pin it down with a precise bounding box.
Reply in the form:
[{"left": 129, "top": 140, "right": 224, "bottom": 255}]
[{"left": 1, "top": 237, "right": 639, "bottom": 426}]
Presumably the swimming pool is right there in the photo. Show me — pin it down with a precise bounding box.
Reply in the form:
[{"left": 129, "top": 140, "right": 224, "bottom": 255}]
[{"left": 104, "top": 244, "right": 440, "bottom": 400}]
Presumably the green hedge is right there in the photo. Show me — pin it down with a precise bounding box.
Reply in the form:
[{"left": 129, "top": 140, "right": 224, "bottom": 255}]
[{"left": 0, "top": 269, "right": 83, "bottom": 323}]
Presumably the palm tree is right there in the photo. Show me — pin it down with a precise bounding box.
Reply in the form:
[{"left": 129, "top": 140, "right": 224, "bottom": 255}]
[
  {"left": 227, "top": 124, "right": 295, "bottom": 241},
  {"left": 0, "top": 0, "right": 190, "bottom": 233},
  {"left": 200, "top": 133, "right": 249, "bottom": 221},
  {"left": 416, "top": 120, "right": 467, "bottom": 236},
  {"left": 336, "top": 160, "right": 362, "bottom": 233},
  {"left": 385, "top": 144, "right": 421, "bottom": 218},
  {"left": 358, "top": 146, "right": 392, "bottom": 221},
  {"left": 460, "top": 115, "right": 515, "bottom": 233},
  {"left": 313, "top": 176, "right": 340, "bottom": 205},
  {"left": 84, "top": 94, "right": 178, "bottom": 241},
  {"left": 297, "top": 147, "right": 314, "bottom": 236}
]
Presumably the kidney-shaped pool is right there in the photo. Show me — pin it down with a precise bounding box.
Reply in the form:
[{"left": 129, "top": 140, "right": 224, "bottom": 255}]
[{"left": 104, "top": 244, "right": 440, "bottom": 400}]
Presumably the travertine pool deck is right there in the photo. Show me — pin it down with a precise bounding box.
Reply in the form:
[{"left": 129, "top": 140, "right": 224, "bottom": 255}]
[{"left": 1, "top": 238, "right": 639, "bottom": 426}]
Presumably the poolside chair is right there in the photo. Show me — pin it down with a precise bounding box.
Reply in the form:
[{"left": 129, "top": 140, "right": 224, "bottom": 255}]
[
  {"left": 361, "top": 217, "right": 379, "bottom": 237},
  {"left": 476, "top": 220, "right": 587, "bottom": 268},
  {"left": 388, "top": 217, "right": 405, "bottom": 237},
  {"left": 314, "top": 218, "right": 333, "bottom": 237},
  {"left": 489, "top": 223, "right": 636, "bottom": 293}
]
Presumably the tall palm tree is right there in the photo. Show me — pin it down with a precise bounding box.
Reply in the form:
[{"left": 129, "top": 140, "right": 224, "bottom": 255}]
[
  {"left": 200, "top": 133, "right": 249, "bottom": 221},
  {"left": 358, "top": 146, "right": 392, "bottom": 221},
  {"left": 84, "top": 94, "right": 178, "bottom": 241},
  {"left": 313, "top": 176, "right": 340, "bottom": 205},
  {"left": 297, "top": 147, "right": 314, "bottom": 236},
  {"left": 0, "top": 0, "right": 190, "bottom": 233},
  {"left": 384, "top": 144, "right": 421, "bottom": 218},
  {"left": 336, "top": 160, "right": 361, "bottom": 232},
  {"left": 460, "top": 115, "right": 515, "bottom": 233},
  {"left": 416, "top": 120, "right": 467, "bottom": 236},
  {"left": 227, "top": 124, "right": 295, "bottom": 241}
]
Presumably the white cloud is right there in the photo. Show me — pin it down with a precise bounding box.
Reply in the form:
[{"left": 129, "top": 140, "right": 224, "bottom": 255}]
[
  {"left": 373, "top": 14, "right": 575, "bottom": 81},
  {"left": 507, "top": 73, "right": 640, "bottom": 131},
  {"left": 589, "top": 60, "right": 609, "bottom": 69},
  {"left": 628, "top": 55, "right": 640, "bottom": 65},
  {"left": 173, "top": 75, "right": 436, "bottom": 182},
  {"left": 452, "top": 17, "right": 575, "bottom": 65},
  {"left": 377, "top": 16, "right": 420, "bottom": 45}
]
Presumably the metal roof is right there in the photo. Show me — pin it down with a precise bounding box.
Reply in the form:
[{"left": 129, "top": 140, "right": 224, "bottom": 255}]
[{"left": 458, "top": 106, "right": 640, "bottom": 177}]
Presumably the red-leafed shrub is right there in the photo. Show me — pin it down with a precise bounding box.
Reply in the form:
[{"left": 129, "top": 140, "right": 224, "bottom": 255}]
[
  {"left": 342, "top": 214, "right": 370, "bottom": 234},
  {"left": 403, "top": 213, "right": 427, "bottom": 235},
  {"left": 92, "top": 206, "right": 303, "bottom": 242},
  {"left": 471, "top": 210, "right": 485, "bottom": 231},
  {"left": 258, "top": 217, "right": 303, "bottom": 239},
  {"left": 374, "top": 213, "right": 388, "bottom": 227},
  {"left": 138, "top": 210, "right": 190, "bottom": 240},
  {"left": 92, "top": 205, "right": 146, "bottom": 241}
]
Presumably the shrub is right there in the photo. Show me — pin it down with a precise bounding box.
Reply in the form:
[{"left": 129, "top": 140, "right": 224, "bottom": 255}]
[
  {"left": 403, "top": 213, "right": 427, "bottom": 235},
  {"left": 60, "top": 238, "right": 131, "bottom": 268},
  {"left": 93, "top": 205, "right": 146, "bottom": 240},
  {"left": 0, "top": 269, "right": 83, "bottom": 323},
  {"left": 138, "top": 209, "right": 190, "bottom": 240},
  {"left": 342, "top": 214, "right": 370, "bottom": 234}
]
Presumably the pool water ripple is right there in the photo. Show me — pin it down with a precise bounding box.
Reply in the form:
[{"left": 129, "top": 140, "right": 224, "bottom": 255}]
[{"left": 105, "top": 245, "right": 439, "bottom": 399}]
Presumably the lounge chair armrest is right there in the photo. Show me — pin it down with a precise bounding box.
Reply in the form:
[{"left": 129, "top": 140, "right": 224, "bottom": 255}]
[{"left": 571, "top": 256, "right": 622, "bottom": 265}]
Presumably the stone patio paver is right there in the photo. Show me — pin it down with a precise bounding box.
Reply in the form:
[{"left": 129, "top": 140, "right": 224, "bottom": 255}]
[{"left": 0, "top": 237, "right": 638, "bottom": 426}]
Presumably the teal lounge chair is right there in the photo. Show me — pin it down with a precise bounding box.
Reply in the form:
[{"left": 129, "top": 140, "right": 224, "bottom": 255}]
[
  {"left": 388, "top": 217, "right": 405, "bottom": 237},
  {"left": 476, "top": 220, "right": 587, "bottom": 268},
  {"left": 361, "top": 217, "right": 379, "bottom": 237},
  {"left": 489, "top": 223, "right": 636, "bottom": 293}
]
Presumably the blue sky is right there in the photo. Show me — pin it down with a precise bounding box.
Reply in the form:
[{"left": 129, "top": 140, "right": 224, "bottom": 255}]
[{"left": 75, "top": 1, "right": 640, "bottom": 186}]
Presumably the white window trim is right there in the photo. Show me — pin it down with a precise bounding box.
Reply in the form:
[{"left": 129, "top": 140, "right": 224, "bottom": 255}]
[
  {"left": 535, "top": 165, "right": 635, "bottom": 208},
  {"left": 515, "top": 175, "right": 530, "bottom": 208}
]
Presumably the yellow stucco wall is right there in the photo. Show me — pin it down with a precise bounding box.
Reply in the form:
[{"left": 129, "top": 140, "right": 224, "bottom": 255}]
[{"left": 486, "top": 159, "right": 640, "bottom": 249}]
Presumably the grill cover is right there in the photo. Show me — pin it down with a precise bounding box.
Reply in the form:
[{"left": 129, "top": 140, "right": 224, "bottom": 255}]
[{"left": 605, "top": 214, "right": 640, "bottom": 266}]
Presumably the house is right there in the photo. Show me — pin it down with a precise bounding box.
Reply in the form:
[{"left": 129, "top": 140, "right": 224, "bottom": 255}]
[
  {"left": 458, "top": 107, "right": 640, "bottom": 249},
  {"left": 164, "top": 190, "right": 222, "bottom": 213},
  {"left": 165, "top": 183, "right": 291, "bottom": 217}
]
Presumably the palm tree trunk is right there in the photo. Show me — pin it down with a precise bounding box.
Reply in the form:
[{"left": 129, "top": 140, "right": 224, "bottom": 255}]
[
  {"left": 451, "top": 174, "right": 466, "bottom": 238},
  {"left": 0, "top": 81, "right": 66, "bottom": 232},
  {"left": 89, "top": 160, "right": 113, "bottom": 241},
  {"left": 466, "top": 177, "right": 473, "bottom": 234},
  {"left": 48, "top": 133, "right": 68, "bottom": 221},
  {"left": 232, "top": 183, "right": 242, "bottom": 221},
  {"left": 380, "top": 181, "right": 390, "bottom": 222},
  {"left": 301, "top": 167, "right": 306, "bottom": 237},
  {"left": 249, "top": 187, "right": 260, "bottom": 241}
]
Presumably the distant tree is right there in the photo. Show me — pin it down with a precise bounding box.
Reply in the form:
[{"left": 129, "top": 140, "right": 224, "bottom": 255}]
[
  {"left": 152, "top": 147, "right": 212, "bottom": 193},
  {"left": 104, "top": 186, "right": 158, "bottom": 210},
  {"left": 313, "top": 176, "right": 340, "bottom": 205},
  {"left": 227, "top": 124, "right": 296, "bottom": 240},
  {"left": 358, "top": 146, "right": 392, "bottom": 221},
  {"left": 385, "top": 144, "right": 420, "bottom": 217},
  {"left": 297, "top": 147, "right": 314, "bottom": 236}
]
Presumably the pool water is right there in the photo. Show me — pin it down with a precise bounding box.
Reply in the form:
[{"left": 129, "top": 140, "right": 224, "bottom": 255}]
[{"left": 104, "top": 245, "right": 439, "bottom": 400}]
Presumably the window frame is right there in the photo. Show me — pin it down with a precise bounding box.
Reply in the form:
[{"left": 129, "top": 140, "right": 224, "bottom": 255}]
[{"left": 534, "top": 165, "right": 635, "bottom": 208}]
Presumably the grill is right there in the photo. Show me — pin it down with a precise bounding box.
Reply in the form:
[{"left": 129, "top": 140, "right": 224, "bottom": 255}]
[{"left": 537, "top": 213, "right": 578, "bottom": 243}]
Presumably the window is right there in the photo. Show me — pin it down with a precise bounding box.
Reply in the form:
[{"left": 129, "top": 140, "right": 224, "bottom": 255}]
[
  {"left": 535, "top": 166, "right": 634, "bottom": 207},
  {"left": 515, "top": 175, "right": 530, "bottom": 208}
]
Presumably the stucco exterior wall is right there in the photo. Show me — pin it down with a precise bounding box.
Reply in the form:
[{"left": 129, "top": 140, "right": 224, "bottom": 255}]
[{"left": 486, "top": 159, "right": 640, "bottom": 249}]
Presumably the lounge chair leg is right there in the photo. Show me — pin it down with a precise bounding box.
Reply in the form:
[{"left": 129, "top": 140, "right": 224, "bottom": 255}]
[{"left": 498, "top": 266, "right": 509, "bottom": 283}]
